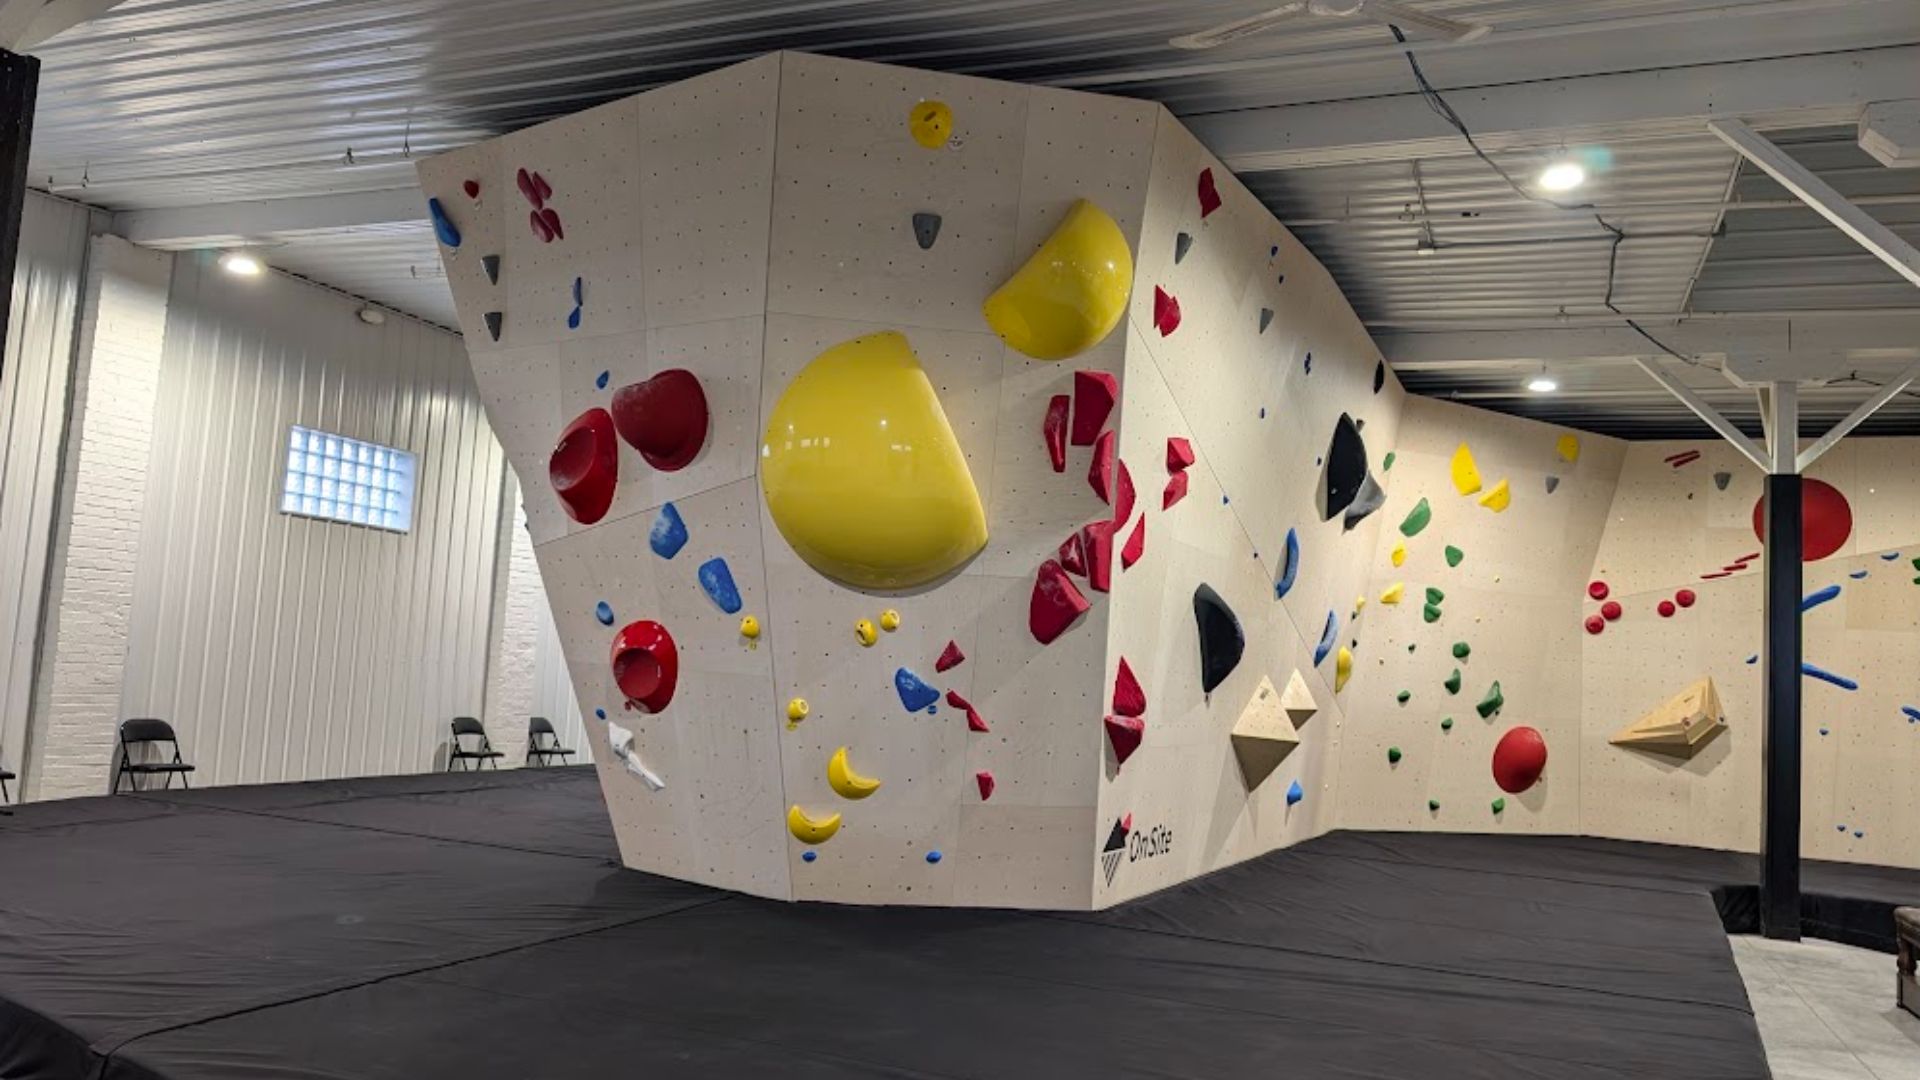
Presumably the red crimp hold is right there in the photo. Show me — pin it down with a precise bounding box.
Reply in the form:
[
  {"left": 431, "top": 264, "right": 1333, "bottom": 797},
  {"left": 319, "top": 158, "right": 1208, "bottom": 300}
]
[
  {"left": 1043, "top": 394, "right": 1070, "bottom": 472},
  {"left": 1112, "top": 460, "right": 1135, "bottom": 526},
  {"left": 1121, "top": 515, "right": 1145, "bottom": 569},
  {"left": 976, "top": 770, "right": 996, "bottom": 800},
  {"left": 1112, "top": 657, "right": 1146, "bottom": 718},
  {"left": 1058, "top": 530, "right": 1087, "bottom": 577},
  {"left": 935, "top": 640, "right": 966, "bottom": 673},
  {"left": 1029, "top": 560, "right": 1090, "bottom": 644},
  {"left": 1163, "top": 471, "right": 1189, "bottom": 510},
  {"left": 1166, "top": 437, "right": 1194, "bottom": 473},
  {"left": 1105, "top": 714, "right": 1145, "bottom": 766},
  {"left": 1083, "top": 519, "right": 1114, "bottom": 593},
  {"left": 1197, "top": 167, "right": 1222, "bottom": 218},
  {"left": 1071, "top": 370, "right": 1117, "bottom": 447},
  {"left": 1153, "top": 286, "right": 1181, "bottom": 336},
  {"left": 946, "top": 689, "right": 988, "bottom": 733},
  {"left": 1089, "top": 430, "right": 1116, "bottom": 504}
]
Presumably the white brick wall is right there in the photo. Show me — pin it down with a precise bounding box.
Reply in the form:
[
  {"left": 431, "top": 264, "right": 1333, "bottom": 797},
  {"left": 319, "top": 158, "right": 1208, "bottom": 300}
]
[
  {"left": 481, "top": 481, "right": 548, "bottom": 765},
  {"left": 28, "top": 237, "right": 171, "bottom": 799}
]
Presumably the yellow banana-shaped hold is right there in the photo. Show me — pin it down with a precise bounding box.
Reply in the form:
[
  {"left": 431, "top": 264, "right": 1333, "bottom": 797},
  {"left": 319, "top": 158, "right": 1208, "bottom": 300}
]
[
  {"left": 787, "top": 804, "right": 842, "bottom": 845},
  {"left": 1334, "top": 646, "right": 1353, "bottom": 692},
  {"left": 826, "top": 746, "right": 882, "bottom": 800}
]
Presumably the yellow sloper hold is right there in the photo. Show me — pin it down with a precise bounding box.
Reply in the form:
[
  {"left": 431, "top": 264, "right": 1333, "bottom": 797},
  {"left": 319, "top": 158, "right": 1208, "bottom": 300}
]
[
  {"left": 908, "top": 100, "right": 953, "bottom": 149},
  {"left": 788, "top": 805, "right": 842, "bottom": 845},
  {"left": 1334, "top": 646, "right": 1353, "bottom": 692},
  {"left": 982, "top": 199, "right": 1133, "bottom": 361},
  {"left": 1557, "top": 433, "right": 1580, "bottom": 463},
  {"left": 1380, "top": 582, "right": 1405, "bottom": 605},
  {"left": 1450, "top": 442, "right": 1483, "bottom": 496},
  {"left": 827, "top": 746, "right": 882, "bottom": 800},
  {"left": 1478, "top": 478, "right": 1511, "bottom": 512},
  {"left": 762, "top": 332, "right": 988, "bottom": 590},
  {"left": 1391, "top": 542, "right": 1407, "bottom": 567}
]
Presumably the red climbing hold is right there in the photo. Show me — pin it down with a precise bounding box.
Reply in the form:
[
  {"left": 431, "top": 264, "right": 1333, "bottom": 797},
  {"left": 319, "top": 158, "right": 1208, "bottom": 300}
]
[
  {"left": 1491, "top": 726, "right": 1548, "bottom": 793},
  {"left": 516, "top": 167, "right": 543, "bottom": 208},
  {"left": 976, "top": 770, "right": 996, "bottom": 801},
  {"left": 539, "top": 207, "right": 564, "bottom": 241},
  {"left": 935, "top": 640, "right": 966, "bottom": 673},
  {"left": 1071, "top": 370, "right": 1117, "bottom": 447},
  {"left": 1058, "top": 530, "right": 1088, "bottom": 577},
  {"left": 1153, "top": 286, "right": 1181, "bottom": 336},
  {"left": 1751, "top": 478, "right": 1853, "bottom": 562},
  {"left": 1700, "top": 571, "right": 1733, "bottom": 580},
  {"left": 1601, "top": 600, "right": 1622, "bottom": 622},
  {"left": 1112, "top": 657, "right": 1146, "bottom": 717},
  {"left": 1665, "top": 450, "right": 1702, "bottom": 468},
  {"left": 1083, "top": 519, "right": 1115, "bottom": 593},
  {"left": 1197, "top": 167, "right": 1222, "bottom": 218},
  {"left": 529, "top": 171, "right": 553, "bottom": 204},
  {"left": 1088, "top": 430, "right": 1116, "bottom": 504},
  {"left": 1588, "top": 581, "right": 1610, "bottom": 601},
  {"left": 529, "top": 209, "right": 554, "bottom": 243},
  {"left": 1043, "top": 394, "right": 1069, "bottom": 472},
  {"left": 612, "top": 368, "right": 709, "bottom": 472},
  {"left": 1029, "top": 560, "right": 1091, "bottom": 644},
  {"left": 1584, "top": 614, "right": 1605, "bottom": 635},
  {"left": 610, "top": 620, "right": 679, "bottom": 714},
  {"left": 1658, "top": 599, "right": 1676, "bottom": 618},
  {"left": 1121, "top": 515, "right": 1145, "bottom": 569},
  {"left": 462, "top": 179, "right": 481, "bottom": 199},
  {"left": 1163, "top": 471, "right": 1189, "bottom": 510},
  {"left": 549, "top": 408, "right": 618, "bottom": 524},
  {"left": 1675, "top": 588, "right": 1696, "bottom": 608},
  {"left": 1105, "top": 714, "right": 1146, "bottom": 766},
  {"left": 946, "top": 689, "right": 988, "bottom": 732},
  {"left": 1112, "top": 459, "right": 1135, "bottom": 526},
  {"left": 1166, "top": 437, "right": 1194, "bottom": 473}
]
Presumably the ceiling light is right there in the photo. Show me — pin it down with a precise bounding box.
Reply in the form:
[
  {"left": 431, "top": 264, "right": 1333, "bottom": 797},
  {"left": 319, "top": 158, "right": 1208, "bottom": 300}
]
[
  {"left": 1414, "top": 235, "right": 1438, "bottom": 257},
  {"left": 218, "top": 250, "right": 264, "bottom": 277},
  {"left": 1527, "top": 376, "right": 1559, "bottom": 393},
  {"left": 1537, "top": 160, "right": 1586, "bottom": 193}
]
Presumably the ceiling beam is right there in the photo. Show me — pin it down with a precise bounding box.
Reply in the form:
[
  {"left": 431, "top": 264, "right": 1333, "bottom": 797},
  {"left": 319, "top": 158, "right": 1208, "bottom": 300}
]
[
  {"left": 1376, "top": 314, "right": 1920, "bottom": 368},
  {"left": 0, "top": 0, "right": 128, "bottom": 51},
  {"left": 1188, "top": 46, "right": 1920, "bottom": 172},
  {"left": 113, "top": 188, "right": 430, "bottom": 249}
]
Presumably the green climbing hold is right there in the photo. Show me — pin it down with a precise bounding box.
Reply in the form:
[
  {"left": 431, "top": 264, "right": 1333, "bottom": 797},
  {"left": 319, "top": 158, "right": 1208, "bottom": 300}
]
[
  {"left": 1911, "top": 556, "right": 1919, "bottom": 571},
  {"left": 1440, "top": 717, "right": 1454, "bottom": 731},
  {"left": 1491, "top": 797, "right": 1506, "bottom": 814},
  {"left": 1387, "top": 746, "right": 1403, "bottom": 764},
  {"left": 1452, "top": 641, "right": 1470, "bottom": 660},
  {"left": 1399, "top": 498, "right": 1431, "bottom": 537},
  {"left": 1476, "top": 680, "right": 1504, "bottom": 719},
  {"left": 1383, "top": 451, "right": 1396, "bottom": 472},
  {"left": 1444, "top": 545, "right": 1463, "bottom": 567},
  {"left": 1423, "top": 603, "right": 1442, "bottom": 623},
  {"left": 1428, "top": 799, "right": 1440, "bottom": 811},
  {"left": 1444, "top": 669, "right": 1461, "bottom": 694},
  {"left": 1425, "top": 586, "right": 1445, "bottom": 605},
  {"left": 1396, "top": 690, "right": 1410, "bottom": 704}
]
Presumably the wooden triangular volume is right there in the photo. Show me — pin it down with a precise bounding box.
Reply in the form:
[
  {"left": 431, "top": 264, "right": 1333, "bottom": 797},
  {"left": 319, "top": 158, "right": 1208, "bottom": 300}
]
[
  {"left": 1611, "top": 677, "right": 1726, "bottom": 755},
  {"left": 1232, "top": 675, "right": 1301, "bottom": 789},
  {"left": 1280, "top": 668, "right": 1318, "bottom": 728}
]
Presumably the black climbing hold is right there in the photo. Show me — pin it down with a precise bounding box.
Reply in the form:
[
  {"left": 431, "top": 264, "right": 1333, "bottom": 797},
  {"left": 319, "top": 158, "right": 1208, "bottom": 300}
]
[
  {"left": 1713, "top": 471, "right": 1731, "bottom": 491},
  {"left": 1373, "top": 360, "right": 1386, "bottom": 394},
  {"left": 1304, "top": 351, "right": 1312, "bottom": 374},
  {"left": 1174, "top": 231, "right": 1194, "bottom": 263},
  {"left": 1544, "top": 475, "right": 1560, "bottom": 494},
  {"left": 483, "top": 311, "right": 503, "bottom": 342},
  {"left": 1319, "top": 412, "right": 1375, "bottom": 524},
  {"left": 912, "top": 212, "right": 942, "bottom": 250},
  {"left": 1343, "top": 472, "right": 1385, "bottom": 531},
  {"left": 1259, "top": 307, "right": 1273, "bottom": 333},
  {"left": 1193, "top": 583, "right": 1245, "bottom": 695},
  {"left": 481, "top": 254, "right": 501, "bottom": 285}
]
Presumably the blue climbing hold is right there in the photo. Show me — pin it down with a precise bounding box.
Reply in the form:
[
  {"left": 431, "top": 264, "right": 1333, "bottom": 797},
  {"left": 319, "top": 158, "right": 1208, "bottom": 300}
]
[
  {"left": 803, "top": 850, "right": 818, "bottom": 862},
  {"left": 1745, "top": 654, "right": 1758, "bottom": 665},
  {"left": 1849, "top": 570, "right": 1869, "bottom": 580},
  {"left": 1313, "top": 610, "right": 1338, "bottom": 667},
  {"left": 1882, "top": 551, "right": 1902, "bottom": 561},
  {"left": 1286, "top": 779, "right": 1304, "bottom": 806},
  {"left": 572, "top": 276, "right": 584, "bottom": 305},
  {"left": 427, "top": 197, "right": 461, "bottom": 248},
  {"left": 1819, "top": 727, "right": 1830, "bottom": 736},
  {"left": 595, "top": 370, "right": 609, "bottom": 390},
  {"left": 594, "top": 601, "right": 614, "bottom": 626},
  {"left": 1801, "top": 662, "right": 1858, "bottom": 691},
  {"left": 925, "top": 850, "right": 943, "bottom": 864},
  {"left": 594, "top": 708, "right": 607, "bottom": 720},
  {"left": 1837, "top": 824, "right": 1847, "bottom": 832},
  {"left": 649, "top": 503, "right": 689, "bottom": 559},
  {"left": 697, "top": 557, "right": 742, "bottom": 614},
  {"left": 895, "top": 668, "right": 940, "bottom": 713},
  {"left": 1222, "top": 495, "right": 1230, "bottom": 505},
  {"left": 1274, "top": 527, "right": 1300, "bottom": 600},
  {"left": 1800, "top": 584, "right": 1841, "bottom": 612},
  {"left": 1902, "top": 706, "right": 1920, "bottom": 723},
  {"left": 1854, "top": 830, "right": 1864, "bottom": 839},
  {"left": 1269, "top": 245, "right": 1279, "bottom": 257}
]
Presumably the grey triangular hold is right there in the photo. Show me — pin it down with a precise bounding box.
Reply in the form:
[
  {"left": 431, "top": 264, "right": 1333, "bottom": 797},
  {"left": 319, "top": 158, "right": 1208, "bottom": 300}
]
[
  {"left": 1174, "top": 231, "right": 1194, "bottom": 263},
  {"left": 1342, "top": 471, "right": 1385, "bottom": 531},
  {"left": 1259, "top": 307, "right": 1273, "bottom": 333},
  {"left": 483, "top": 311, "right": 502, "bottom": 342},
  {"left": 912, "top": 212, "right": 941, "bottom": 250},
  {"left": 1713, "top": 471, "right": 1731, "bottom": 491},
  {"left": 481, "top": 254, "right": 500, "bottom": 285},
  {"left": 1544, "top": 474, "right": 1560, "bottom": 494}
]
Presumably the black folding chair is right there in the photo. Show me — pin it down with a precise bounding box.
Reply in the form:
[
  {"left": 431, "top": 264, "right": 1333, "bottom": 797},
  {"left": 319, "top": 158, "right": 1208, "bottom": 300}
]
[
  {"left": 447, "top": 716, "right": 504, "bottom": 772},
  {"left": 1, "top": 760, "right": 14, "bottom": 805},
  {"left": 114, "top": 718, "right": 195, "bottom": 793},
  {"left": 524, "top": 716, "right": 576, "bottom": 767}
]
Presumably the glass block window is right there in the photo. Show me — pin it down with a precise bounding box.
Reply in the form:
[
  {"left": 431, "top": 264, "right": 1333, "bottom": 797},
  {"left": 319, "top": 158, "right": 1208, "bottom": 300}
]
[{"left": 280, "top": 426, "right": 416, "bottom": 533}]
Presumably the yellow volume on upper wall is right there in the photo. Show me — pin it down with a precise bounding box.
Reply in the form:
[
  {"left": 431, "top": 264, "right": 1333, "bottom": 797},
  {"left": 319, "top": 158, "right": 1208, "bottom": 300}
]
[
  {"left": 982, "top": 199, "right": 1133, "bottom": 361},
  {"left": 761, "top": 331, "right": 988, "bottom": 591}
]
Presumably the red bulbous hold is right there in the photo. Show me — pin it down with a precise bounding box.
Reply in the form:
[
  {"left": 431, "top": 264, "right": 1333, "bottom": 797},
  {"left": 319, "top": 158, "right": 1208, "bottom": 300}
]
[
  {"left": 612, "top": 368, "right": 709, "bottom": 472},
  {"left": 550, "top": 408, "right": 618, "bottom": 524},
  {"left": 1492, "top": 726, "right": 1547, "bottom": 793},
  {"left": 610, "top": 620, "right": 679, "bottom": 714}
]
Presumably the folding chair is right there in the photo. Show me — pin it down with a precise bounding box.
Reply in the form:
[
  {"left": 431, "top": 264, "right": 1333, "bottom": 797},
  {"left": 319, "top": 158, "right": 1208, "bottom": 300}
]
[
  {"left": 525, "top": 716, "right": 577, "bottom": 767},
  {"left": 1, "top": 760, "right": 14, "bottom": 805},
  {"left": 447, "top": 716, "right": 504, "bottom": 771},
  {"left": 114, "top": 719, "right": 195, "bottom": 793}
]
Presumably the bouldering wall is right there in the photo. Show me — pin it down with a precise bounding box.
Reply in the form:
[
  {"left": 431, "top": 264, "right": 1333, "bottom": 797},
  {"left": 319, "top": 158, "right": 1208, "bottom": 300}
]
[{"left": 1340, "top": 397, "right": 1627, "bottom": 833}]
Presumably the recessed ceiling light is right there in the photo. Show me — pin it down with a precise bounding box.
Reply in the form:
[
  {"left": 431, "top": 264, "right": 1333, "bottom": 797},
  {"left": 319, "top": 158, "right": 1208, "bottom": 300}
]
[
  {"left": 1527, "top": 376, "right": 1559, "bottom": 393},
  {"left": 1538, "top": 161, "right": 1586, "bottom": 193},
  {"left": 218, "top": 250, "right": 264, "bottom": 277}
]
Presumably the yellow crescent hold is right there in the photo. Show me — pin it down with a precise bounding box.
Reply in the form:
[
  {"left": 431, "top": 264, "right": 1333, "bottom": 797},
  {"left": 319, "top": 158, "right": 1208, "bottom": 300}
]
[
  {"left": 827, "top": 746, "right": 882, "bottom": 800},
  {"left": 787, "top": 804, "right": 842, "bottom": 845}
]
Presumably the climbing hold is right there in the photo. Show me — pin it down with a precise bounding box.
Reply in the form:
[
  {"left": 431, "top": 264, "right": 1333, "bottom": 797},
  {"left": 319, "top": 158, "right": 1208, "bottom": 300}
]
[
  {"left": 879, "top": 609, "right": 901, "bottom": 633},
  {"left": 462, "top": 179, "right": 480, "bottom": 199},
  {"left": 1088, "top": 430, "right": 1116, "bottom": 504},
  {"left": 894, "top": 668, "right": 939, "bottom": 713},
  {"left": 787, "top": 805, "right": 841, "bottom": 845},
  {"left": 827, "top": 747, "right": 882, "bottom": 800},
  {"left": 1037, "top": 396, "right": 1070, "bottom": 475},
  {"left": 1452, "top": 641, "right": 1470, "bottom": 659},
  {"left": 1380, "top": 582, "right": 1405, "bottom": 605},
  {"left": 908, "top": 99, "right": 953, "bottom": 148},
  {"left": 1278, "top": 780, "right": 1304, "bottom": 810},
  {"left": 1657, "top": 600, "right": 1675, "bottom": 618},
  {"left": 1382, "top": 451, "right": 1396, "bottom": 472},
  {"left": 549, "top": 408, "right": 619, "bottom": 524},
  {"left": 427, "top": 197, "right": 461, "bottom": 248},
  {"left": 1152, "top": 285, "right": 1181, "bottom": 336},
  {"left": 1441, "top": 717, "right": 1454, "bottom": 731},
  {"left": 1750, "top": 478, "right": 1853, "bottom": 562},
  {"left": 740, "top": 615, "right": 760, "bottom": 641},
  {"left": 1746, "top": 654, "right": 1758, "bottom": 665},
  {"left": 761, "top": 332, "right": 987, "bottom": 590},
  {"left": 911, "top": 211, "right": 942, "bottom": 250},
  {"left": 1082, "top": 519, "right": 1115, "bottom": 593},
  {"left": 1556, "top": 434, "right": 1580, "bottom": 462},
  {"left": 595, "top": 601, "right": 615, "bottom": 626},
  {"left": 1105, "top": 714, "right": 1145, "bottom": 766},
  {"left": 1166, "top": 437, "right": 1195, "bottom": 473},
  {"left": 1423, "top": 603, "right": 1442, "bottom": 623},
  {"left": 1476, "top": 680, "right": 1504, "bottom": 719},
  {"left": 1029, "top": 559, "right": 1091, "bottom": 644},
  {"left": 1174, "top": 231, "right": 1193, "bottom": 263},
  {"left": 1334, "top": 646, "right": 1353, "bottom": 692},
  {"left": 567, "top": 276, "right": 583, "bottom": 330},
  {"left": 483, "top": 311, "right": 503, "bottom": 342},
  {"left": 612, "top": 368, "right": 708, "bottom": 472},
  {"left": 1444, "top": 545, "right": 1466, "bottom": 569},
  {"left": 802, "top": 851, "right": 817, "bottom": 863},
  {"left": 1112, "top": 657, "right": 1147, "bottom": 718},
  {"left": 1274, "top": 527, "right": 1301, "bottom": 599},
  {"left": 649, "top": 503, "right": 689, "bottom": 559},
  {"left": 1258, "top": 307, "right": 1274, "bottom": 333},
  {"left": 611, "top": 620, "right": 679, "bottom": 714},
  {"left": 1399, "top": 497, "right": 1432, "bottom": 537},
  {"left": 538, "top": 207, "right": 565, "bottom": 241},
  {"left": 1058, "top": 530, "right": 1088, "bottom": 577},
  {"left": 1112, "top": 459, "right": 1136, "bottom": 525},
  {"left": 1450, "top": 443, "right": 1483, "bottom": 496},
  {"left": 1197, "top": 167, "right": 1222, "bottom": 217},
  {"left": 1194, "top": 585, "right": 1246, "bottom": 694},
  {"left": 1320, "top": 413, "right": 1371, "bottom": 522},
  {"left": 1850, "top": 570, "right": 1869, "bottom": 580},
  {"left": 1387, "top": 746, "right": 1402, "bottom": 764},
  {"left": 1492, "top": 726, "right": 1547, "bottom": 792},
  {"left": 514, "top": 167, "right": 550, "bottom": 207},
  {"left": 1492, "top": 797, "right": 1506, "bottom": 814},
  {"left": 1611, "top": 677, "right": 1725, "bottom": 755},
  {"left": 1162, "top": 471, "right": 1189, "bottom": 510},
  {"left": 481, "top": 254, "right": 500, "bottom": 285},
  {"left": 1801, "top": 662, "right": 1858, "bottom": 691},
  {"left": 1666, "top": 450, "right": 1701, "bottom": 468},
  {"left": 594, "top": 370, "right": 609, "bottom": 391},
  {"left": 984, "top": 200, "right": 1133, "bottom": 360},
  {"left": 1373, "top": 360, "right": 1386, "bottom": 394},
  {"left": 854, "top": 619, "right": 878, "bottom": 647},
  {"left": 1885, "top": 552, "right": 1904, "bottom": 561},
  {"left": 1544, "top": 475, "right": 1561, "bottom": 494},
  {"left": 1444, "top": 669, "right": 1461, "bottom": 694},
  {"left": 1278, "top": 669, "right": 1318, "bottom": 728},
  {"left": 1312, "top": 609, "right": 1338, "bottom": 667},
  {"left": 976, "top": 771, "right": 996, "bottom": 800},
  {"left": 1428, "top": 799, "right": 1441, "bottom": 812},
  {"left": 1303, "top": 352, "right": 1312, "bottom": 375},
  {"left": 1395, "top": 691, "right": 1410, "bottom": 705},
  {"left": 1230, "top": 675, "right": 1301, "bottom": 789},
  {"left": 1903, "top": 706, "right": 1920, "bottom": 722},
  {"left": 696, "top": 558, "right": 742, "bottom": 614},
  {"left": 1425, "top": 586, "right": 1445, "bottom": 605},
  {"left": 1586, "top": 614, "right": 1606, "bottom": 634},
  {"left": 1477, "top": 479, "right": 1511, "bottom": 512},
  {"left": 1601, "top": 600, "right": 1622, "bottom": 621},
  {"left": 605, "top": 720, "right": 666, "bottom": 790},
  {"left": 1343, "top": 473, "right": 1386, "bottom": 530},
  {"left": 595, "top": 708, "right": 607, "bottom": 720},
  {"left": 1714, "top": 471, "right": 1731, "bottom": 491},
  {"left": 1391, "top": 542, "right": 1407, "bottom": 568},
  {"left": 1800, "top": 584, "right": 1841, "bottom": 612},
  {"left": 1121, "top": 515, "right": 1146, "bottom": 569},
  {"left": 1071, "top": 370, "right": 1118, "bottom": 447},
  {"left": 1589, "top": 580, "right": 1612, "bottom": 602},
  {"left": 945, "top": 689, "right": 988, "bottom": 732},
  {"left": 935, "top": 640, "right": 965, "bottom": 673}
]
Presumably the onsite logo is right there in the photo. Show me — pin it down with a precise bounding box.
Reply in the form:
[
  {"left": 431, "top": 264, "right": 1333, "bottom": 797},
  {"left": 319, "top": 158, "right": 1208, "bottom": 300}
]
[{"left": 1100, "top": 814, "right": 1131, "bottom": 886}]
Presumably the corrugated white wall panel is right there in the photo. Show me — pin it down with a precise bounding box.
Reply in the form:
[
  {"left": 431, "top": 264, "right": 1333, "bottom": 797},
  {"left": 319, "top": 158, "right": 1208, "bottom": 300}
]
[{"left": 121, "top": 253, "right": 508, "bottom": 785}]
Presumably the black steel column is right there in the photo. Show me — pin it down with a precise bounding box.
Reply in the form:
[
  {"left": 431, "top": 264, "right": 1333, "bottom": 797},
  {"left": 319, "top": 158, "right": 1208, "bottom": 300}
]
[
  {"left": 0, "top": 47, "right": 41, "bottom": 375},
  {"left": 1760, "top": 472, "right": 1802, "bottom": 940}
]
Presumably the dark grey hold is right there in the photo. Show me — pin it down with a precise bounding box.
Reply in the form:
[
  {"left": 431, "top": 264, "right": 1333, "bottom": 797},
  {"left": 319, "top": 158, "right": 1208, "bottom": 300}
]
[
  {"left": 1373, "top": 359, "right": 1386, "bottom": 394},
  {"left": 1193, "top": 583, "right": 1245, "bottom": 695},
  {"left": 481, "top": 254, "right": 501, "bottom": 285},
  {"left": 1258, "top": 307, "right": 1273, "bottom": 333},
  {"left": 912, "top": 212, "right": 942, "bottom": 250},
  {"left": 1713, "top": 471, "right": 1731, "bottom": 491},
  {"left": 1343, "top": 471, "right": 1386, "bottom": 531},
  {"left": 1174, "top": 231, "right": 1194, "bottom": 263},
  {"left": 1544, "top": 475, "right": 1560, "bottom": 494},
  {"left": 483, "top": 311, "right": 503, "bottom": 342}
]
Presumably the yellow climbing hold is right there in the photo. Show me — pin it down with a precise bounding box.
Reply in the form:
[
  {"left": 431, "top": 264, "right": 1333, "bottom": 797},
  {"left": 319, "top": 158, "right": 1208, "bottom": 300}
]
[
  {"left": 739, "top": 615, "right": 761, "bottom": 640},
  {"left": 1391, "top": 542, "right": 1407, "bottom": 567},
  {"left": 1557, "top": 434, "right": 1580, "bottom": 463},
  {"left": 982, "top": 199, "right": 1133, "bottom": 361},
  {"left": 1478, "top": 478, "right": 1511, "bottom": 512},
  {"left": 787, "top": 804, "right": 842, "bottom": 845},
  {"left": 762, "top": 332, "right": 988, "bottom": 591},
  {"left": 879, "top": 609, "right": 901, "bottom": 632},
  {"left": 827, "top": 746, "right": 882, "bottom": 800},
  {"left": 1380, "top": 582, "right": 1405, "bottom": 605},
  {"left": 1354, "top": 595, "right": 1367, "bottom": 614},
  {"left": 854, "top": 619, "right": 878, "bottom": 647},
  {"left": 786, "top": 697, "right": 810, "bottom": 725},
  {"left": 1334, "top": 646, "right": 1353, "bottom": 692},
  {"left": 908, "top": 99, "right": 953, "bottom": 149},
  {"left": 1450, "top": 443, "right": 1483, "bottom": 496}
]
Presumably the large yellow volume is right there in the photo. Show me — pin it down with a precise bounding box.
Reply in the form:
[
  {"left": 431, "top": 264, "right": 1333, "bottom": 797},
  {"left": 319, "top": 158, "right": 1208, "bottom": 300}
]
[
  {"left": 982, "top": 199, "right": 1133, "bottom": 361},
  {"left": 761, "top": 331, "right": 988, "bottom": 590}
]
